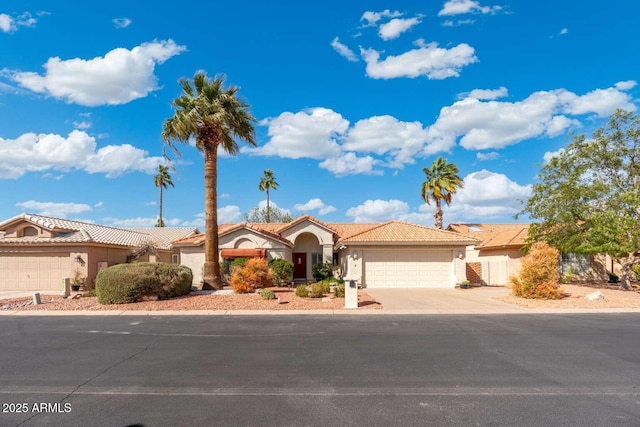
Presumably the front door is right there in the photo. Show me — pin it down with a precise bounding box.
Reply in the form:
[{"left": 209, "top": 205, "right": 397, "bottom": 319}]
[{"left": 293, "top": 253, "right": 307, "bottom": 279}]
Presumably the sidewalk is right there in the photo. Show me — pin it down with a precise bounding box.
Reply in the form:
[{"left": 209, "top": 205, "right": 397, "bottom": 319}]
[{"left": 2, "top": 287, "right": 640, "bottom": 316}]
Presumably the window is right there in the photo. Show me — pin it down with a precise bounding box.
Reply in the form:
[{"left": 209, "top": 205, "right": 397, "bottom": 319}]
[
  {"left": 311, "top": 253, "right": 323, "bottom": 267},
  {"left": 332, "top": 252, "right": 339, "bottom": 266},
  {"left": 171, "top": 254, "right": 179, "bottom": 264},
  {"left": 560, "top": 253, "right": 590, "bottom": 275},
  {"left": 21, "top": 226, "right": 39, "bottom": 237}
]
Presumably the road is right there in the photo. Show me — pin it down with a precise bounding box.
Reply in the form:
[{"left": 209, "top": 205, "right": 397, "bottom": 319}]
[{"left": 0, "top": 314, "right": 639, "bottom": 426}]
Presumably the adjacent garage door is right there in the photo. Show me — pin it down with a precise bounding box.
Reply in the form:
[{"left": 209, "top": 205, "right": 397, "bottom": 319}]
[
  {"left": 0, "top": 253, "right": 72, "bottom": 291},
  {"left": 363, "top": 249, "right": 453, "bottom": 288}
]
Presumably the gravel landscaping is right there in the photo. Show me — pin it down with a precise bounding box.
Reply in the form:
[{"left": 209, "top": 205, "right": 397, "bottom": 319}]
[
  {"left": 0, "top": 287, "right": 381, "bottom": 311},
  {"left": 496, "top": 283, "right": 640, "bottom": 309}
]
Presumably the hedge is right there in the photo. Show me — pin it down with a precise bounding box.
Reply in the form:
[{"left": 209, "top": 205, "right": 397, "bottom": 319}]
[{"left": 96, "top": 262, "right": 193, "bottom": 304}]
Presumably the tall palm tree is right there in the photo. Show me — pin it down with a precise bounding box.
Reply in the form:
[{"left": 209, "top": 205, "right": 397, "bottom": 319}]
[
  {"left": 162, "top": 71, "right": 256, "bottom": 289},
  {"left": 258, "top": 169, "right": 279, "bottom": 222},
  {"left": 421, "top": 157, "right": 464, "bottom": 229},
  {"left": 154, "top": 164, "right": 174, "bottom": 227}
]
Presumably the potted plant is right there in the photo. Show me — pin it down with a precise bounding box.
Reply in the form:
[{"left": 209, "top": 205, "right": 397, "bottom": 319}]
[
  {"left": 459, "top": 280, "right": 470, "bottom": 289},
  {"left": 71, "top": 269, "right": 85, "bottom": 292}
]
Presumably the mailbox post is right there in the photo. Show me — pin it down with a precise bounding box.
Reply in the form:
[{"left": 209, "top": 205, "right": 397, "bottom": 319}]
[{"left": 344, "top": 276, "right": 358, "bottom": 309}]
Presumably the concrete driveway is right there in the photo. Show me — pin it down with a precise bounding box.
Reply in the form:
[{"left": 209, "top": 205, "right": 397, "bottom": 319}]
[{"left": 364, "top": 286, "right": 528, "bottom": 314}]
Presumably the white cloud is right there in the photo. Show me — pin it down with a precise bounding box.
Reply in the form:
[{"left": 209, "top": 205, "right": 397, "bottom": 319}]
[
  {"left": 331, "top": 37, "right": 359, "bottom": 62},
  {"left": 10, "top": 39, "right": 186, "bottom": 106},
  {"left": 0, "top": 12, "right": 37, "bottom": 33},
  {"left": 319, "top": 152, "right": 381, "bottom": 176},
  {"left": 360, "top": 40, "right": 477, "bottom": 79},
  {"left": 294, "top": 198, "right": 337, "bottom": 215},
  {"left": 428, "top": 84, "right": 635, "bottom": 151},
  {"left": 0, "top": 130, "right": 162, "bottom": 179},
  {"left": 361, "top": 10, "right": 402, "bottom": 27},
  {"left": 112, "top": 17, "right": 131, "bottom": 28},
  {"left": 476, "top": 152, "right": 499, "bottom": 161},
  {"left": 72, "top": 121, "right": 92, "bottom": 130},
  {"left": 543, "top": 148, "right": 565, "bottom": 163},
  {"left": 615, "top": 80, "right": 637, "bottom": 90},
  {"left": 559, "top": 28, "right": 568, "bottom": 35},
  {"left": 16, "top": 200, "right": 92, "bottom": 218},
  {"left": 218, "top": 206, "right": 242, "bottom": 223},
  {"left": 346, "top": 199, "right": 410, "bottom": 223},
  {"left": 84, "top": 144, "right": 161, "bottom": 177},
  {"left": 445, "top": 170, "right": 531, "bottom": 221},
  {"left": 378, "top": 17, "right": 422, "bottom": 40},
  {"left": 466, "top": 87, "right": 508, "bottom": 100},
  {"left": 250, "top": 108, "right": 347, "bottom": 159},
  {"left": 343, "top": 115, "right": 430, "bottom": 168},
  {"left": 439, "top": 0, "right": 502, "bottom": 16}
]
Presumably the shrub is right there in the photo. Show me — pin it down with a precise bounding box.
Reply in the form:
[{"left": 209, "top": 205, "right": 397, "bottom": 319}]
[
  {"left": 231, "top": 258, "right": 272, "bottom": 294},
  {"left": 632, "top": 265, "right": 640, "bottom": 282},
  {"left": 333, "top": 284, "right": 345, "bottom": 298},
  {"left": 511, "top": 242, "right": 563, "bottom": 299},
  {"left": 261, "top": 289, "right": 276, "bottom": 300},
  {"left": 608, "top": 272, "right": 620, "bottom": 283},
  {"left": 312, "top": 262, "right": 334, "bottom": 282},
  {"left": 295, "top": 284, "right": 309, "bottom": 297},
  {"left": 308, "top": 282, "right": 329, "bottom": 298},
  {"left": 270, "top": 258, "right": 294, "bottom": 286},
  {"left": 96, "top": 262, "right": 193, "bottom": 304}
]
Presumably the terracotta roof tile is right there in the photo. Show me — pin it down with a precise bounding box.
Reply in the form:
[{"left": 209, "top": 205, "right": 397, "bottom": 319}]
[
  {"left": 447, "top": 223, "right": 529, "bottom": 249},
  {"left": 338, "top": 221, "right": 481, "bottom": 244}
]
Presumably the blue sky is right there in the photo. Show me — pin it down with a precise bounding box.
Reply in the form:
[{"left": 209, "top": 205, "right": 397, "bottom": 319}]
[{"left": 1, "top": 0, "right": 638, "bottom": 228}]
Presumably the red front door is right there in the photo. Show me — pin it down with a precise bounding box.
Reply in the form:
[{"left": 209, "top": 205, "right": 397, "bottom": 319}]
[{"left": 293, "top": 253, "right": 306, "bottom": 279}]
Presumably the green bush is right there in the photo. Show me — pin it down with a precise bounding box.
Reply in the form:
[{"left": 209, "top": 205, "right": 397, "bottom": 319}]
[
  {"left": 96, "top": 262, "right": 193, "bottom": 304},
  {"left": 632, "top": 265, "right": 640, "bottom": 282},
  {"left": 334, "top": 284, "right": 345, "bottom": 298},
  {"left": 312, "top": 261, "right": 334, "bottom": 282},
  {"left": 295, "top": 284, "right": 309, "bottom": 297},
  {"left": 269, "top": 258, "right": 294, "bottom": 286},
  {"left": 261, "top": 289, "right": 276, "bottom": 300},
  {"left": 309, "top": 282, "right": 329, "bottom": 298}
]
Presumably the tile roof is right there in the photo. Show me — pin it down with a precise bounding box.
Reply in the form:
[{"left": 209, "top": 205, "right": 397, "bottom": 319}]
[
  {"left": 338, "top": 221, "right": 481, "bottom": 244},
  {"left": 0, "top": 213, "right": 196, "bottom": 249},
  {"left": 171, "top": 217, "right": 481, "bottom": 247},
  {"left": 447, "top": 223, "right": 529, "bottom": 249},
  {"left": 127, "top": 227, "right": 199, "bottom": 249}
]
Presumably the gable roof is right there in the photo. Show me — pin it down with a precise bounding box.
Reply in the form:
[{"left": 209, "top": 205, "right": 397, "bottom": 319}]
[
  {"left": 338, "top": 221, "right": 481, "bottom": 245},
  {"left": 447, "top": 223, "right": 529, "bottom": 249},
  {"left": 0, "top": 213, "right": 197, "bottom": 249}
]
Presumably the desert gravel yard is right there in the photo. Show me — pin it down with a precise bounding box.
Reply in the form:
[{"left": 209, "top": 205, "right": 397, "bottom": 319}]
[
  {"left": 496, "top": 283, "right": 640, "bottom": 309},
  {"left": 0, "top": 287, "right": 381, "bottom": 311}
]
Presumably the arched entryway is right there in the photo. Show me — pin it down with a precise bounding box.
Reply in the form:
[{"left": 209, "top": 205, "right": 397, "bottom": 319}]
[{"left": 292, "top": 232, "right": 322, "bottom": 281}]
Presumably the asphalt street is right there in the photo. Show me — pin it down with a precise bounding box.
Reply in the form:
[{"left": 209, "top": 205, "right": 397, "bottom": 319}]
[{"left": 1, "top": 314, "right": 639, "bottom": 426}]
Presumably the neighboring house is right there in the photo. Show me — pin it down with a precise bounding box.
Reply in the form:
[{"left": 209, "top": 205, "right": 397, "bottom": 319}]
[
  {"left": 447, "top": 223, "right": 529, "bottom": 286},
  {"left": 172, "top": 215, "right": 479, "bottom": 288},
  {"left": 448, "top": 223, "right": 609, "bottom": 285},
  {"left": 0, "top": 213, "right": 198, "bottom": 291}
]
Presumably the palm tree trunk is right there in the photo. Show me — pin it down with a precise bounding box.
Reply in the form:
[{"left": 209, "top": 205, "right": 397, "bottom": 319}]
[
  {"left": 158, "top": 186, "right": 164, "bottom": 227},
  {"left": 266, "top": 189, "right": 270, "bottom": 223},
  {"left": 203, "top": 143, "right": 223, "bottom": 289},
  {"left": 434, "top": 199, "right": 443, "bottom": 229}
]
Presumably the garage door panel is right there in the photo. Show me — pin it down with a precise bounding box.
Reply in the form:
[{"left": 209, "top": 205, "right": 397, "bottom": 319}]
[
  {"left": 364, "top": 249, "right": 453, "bottom": 289},
  {"left": 0, "top": 253, "right": 72, "bottom": 291}
]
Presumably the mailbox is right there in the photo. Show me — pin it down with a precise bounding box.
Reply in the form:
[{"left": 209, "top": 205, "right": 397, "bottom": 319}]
[{"left": 349, "top": 279, "right": 357, "bottom": 289}]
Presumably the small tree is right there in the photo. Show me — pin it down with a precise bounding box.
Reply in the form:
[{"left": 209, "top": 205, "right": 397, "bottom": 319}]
[
  {"left": 243, "top": 206, "right": 292, "bottom": 223},
  {"left": 230, "top": 258, "right": 272, "bottom": 293},
  {"left": 421, "top": 157, "right": 464, "bottom": 229},
  {"left": 511, "top": 241, "right": 563, "bottom": 299},
  {"left": 521, "top": 110, "right": 640, "bottom": 289}
]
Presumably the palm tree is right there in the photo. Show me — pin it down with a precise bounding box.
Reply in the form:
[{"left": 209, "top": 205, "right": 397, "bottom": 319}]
[
  {"left": 154, "top": 164, "right": 175, "bottom": 227},
  {"left": 421, "top": 157, "right": 464, "bottom": 229},
  {"left": 162, "top": 71, "right": 256, "bottom": 289},
  {"left": 258, "top": 169, "right": 279, "bottom": 222}
]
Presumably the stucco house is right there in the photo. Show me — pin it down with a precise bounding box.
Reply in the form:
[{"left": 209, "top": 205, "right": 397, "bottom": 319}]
[
  {"left": 172, "top": 215, "right": 480, "bottom": 288},
  {"left": 0, "top": 213, "right": 198, "bottom": 291},
  {"left": 448, "top": 223, "right": 609, "bottom": 285}
]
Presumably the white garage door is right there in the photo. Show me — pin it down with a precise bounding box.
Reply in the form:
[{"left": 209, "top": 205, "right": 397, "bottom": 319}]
[
  {"left": 0, "top": 253, "right": 72, "bottom": 291},
  {"left": 364, "top": 249, "right": 453, "bottom": 288}
]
